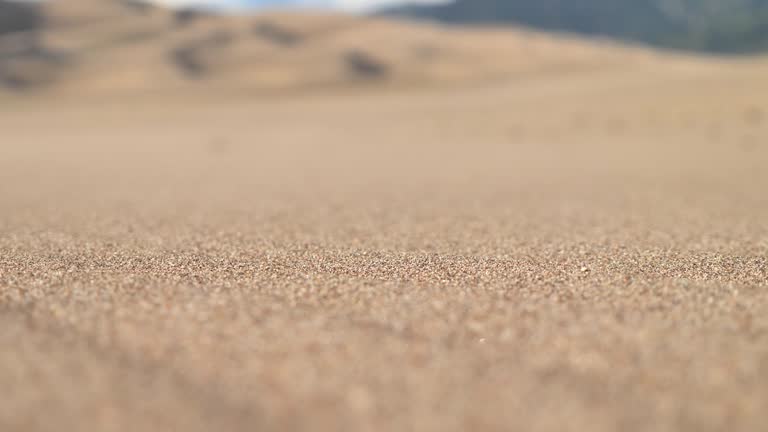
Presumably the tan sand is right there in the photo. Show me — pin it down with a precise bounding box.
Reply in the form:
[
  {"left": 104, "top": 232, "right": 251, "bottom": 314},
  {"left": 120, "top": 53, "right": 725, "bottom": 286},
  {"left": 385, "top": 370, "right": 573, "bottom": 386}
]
[{"left": 2, "top": 5, "right": 768, "bottom": 432}]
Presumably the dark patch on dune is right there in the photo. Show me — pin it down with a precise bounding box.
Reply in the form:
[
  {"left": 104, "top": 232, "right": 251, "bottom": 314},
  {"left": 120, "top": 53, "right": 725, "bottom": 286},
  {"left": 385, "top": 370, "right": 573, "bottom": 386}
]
[
  {"left": 171, "top": 45, "right": 206, "bottom": 78},
  {"left": 252, "top": 21, "right": 303, "bottom": 47},
  {"left": 0, "top": 58, "right": 65, "bottom": 90},
  {"left": 120, "top": 0, "right": 156, "bottom": 15},
  {"left": 170, "top": 30, "right": 234, "bottom": 78},
  {"left": 0, "top": 33, "right": 69, "bottom": 90},
  {"left": 173, "top": 8, "right": 214, "bottom": 28},
  {"left": 344, "top": 50, "right": 388, "bottom": 79}
]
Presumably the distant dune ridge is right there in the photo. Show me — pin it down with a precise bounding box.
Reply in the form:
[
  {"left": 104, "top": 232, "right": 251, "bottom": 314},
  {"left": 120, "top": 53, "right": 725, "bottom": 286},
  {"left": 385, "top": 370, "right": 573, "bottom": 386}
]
[
  {"left": 382, "top": 0, "right": 768, "bottom": 53},
  {"left": 0, "top": 0, "right": 670, "bottom": 96}
]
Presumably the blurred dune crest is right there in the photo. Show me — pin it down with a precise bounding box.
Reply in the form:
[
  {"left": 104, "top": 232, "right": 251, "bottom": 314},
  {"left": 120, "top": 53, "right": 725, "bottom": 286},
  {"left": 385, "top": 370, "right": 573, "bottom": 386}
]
[{"left": 0, "top": 0, "right": 676, "bottom": 96}]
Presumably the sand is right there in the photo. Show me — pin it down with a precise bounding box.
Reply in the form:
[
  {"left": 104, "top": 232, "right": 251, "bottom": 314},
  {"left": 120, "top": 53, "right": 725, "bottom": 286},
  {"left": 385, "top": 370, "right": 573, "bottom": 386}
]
[{"left": 2, "top": 6, "right": 768, "bottom": 431}]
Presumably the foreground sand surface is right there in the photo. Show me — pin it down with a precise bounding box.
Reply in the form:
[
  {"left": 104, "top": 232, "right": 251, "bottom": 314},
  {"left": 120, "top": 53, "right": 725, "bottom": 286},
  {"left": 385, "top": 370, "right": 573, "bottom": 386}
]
[{"left": 2, "top": 20, "right": 768, "bottom": 431}]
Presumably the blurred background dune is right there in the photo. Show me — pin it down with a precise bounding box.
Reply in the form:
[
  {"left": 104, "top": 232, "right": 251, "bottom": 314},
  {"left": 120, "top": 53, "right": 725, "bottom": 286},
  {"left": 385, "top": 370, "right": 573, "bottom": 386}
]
[{"left": 4, "top": 0, "right": 765, "bottom": 97}]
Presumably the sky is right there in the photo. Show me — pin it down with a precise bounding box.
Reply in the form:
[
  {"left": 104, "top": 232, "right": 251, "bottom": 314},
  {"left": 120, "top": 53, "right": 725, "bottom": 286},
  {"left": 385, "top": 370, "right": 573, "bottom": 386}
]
[{"left": 153, "top": 0, "right": 450, "bottom": 13}]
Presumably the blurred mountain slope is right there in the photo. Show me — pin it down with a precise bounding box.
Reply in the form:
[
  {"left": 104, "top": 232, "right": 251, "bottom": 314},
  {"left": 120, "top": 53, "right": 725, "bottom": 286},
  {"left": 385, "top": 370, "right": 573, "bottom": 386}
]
[
  {"left": 382, "top": 0, "right": 768, "bottom": 53},
  {"left": 0, "top": 0, "right": 43, "bottom": 36}
]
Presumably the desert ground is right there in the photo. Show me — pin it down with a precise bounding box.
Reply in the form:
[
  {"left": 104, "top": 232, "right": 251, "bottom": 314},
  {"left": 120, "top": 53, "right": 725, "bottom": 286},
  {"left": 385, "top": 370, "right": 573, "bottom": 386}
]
[{"left": 2, "top": 2, "right": 768, "bottom": 432}]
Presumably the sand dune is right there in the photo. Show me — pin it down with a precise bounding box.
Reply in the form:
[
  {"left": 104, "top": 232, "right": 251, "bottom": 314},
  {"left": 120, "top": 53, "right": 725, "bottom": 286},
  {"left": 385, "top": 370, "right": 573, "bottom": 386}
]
[{"left": 0, "top": 0, "right": 683, "bottom": 96}]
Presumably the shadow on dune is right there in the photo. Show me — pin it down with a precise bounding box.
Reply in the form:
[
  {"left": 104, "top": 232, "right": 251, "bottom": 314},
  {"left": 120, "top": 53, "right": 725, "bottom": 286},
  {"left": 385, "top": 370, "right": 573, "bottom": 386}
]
[
  {"left": 120, "top": 0, "right": 155, "bottom": 15},
  {"left": 252, "top": 20, "right": 304, "bottom": 47},
  {"left": 170, "top": 30, "right": 235, "bottom": 78},
  {"left": 174, "top": 8, "right": 213, "bottom": 28},
  {"left": 0, "top": 33, "right": 70, "bottom": 91},
  {"left": 344, "top": 50, "right": 389, "bottom": 79}
]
